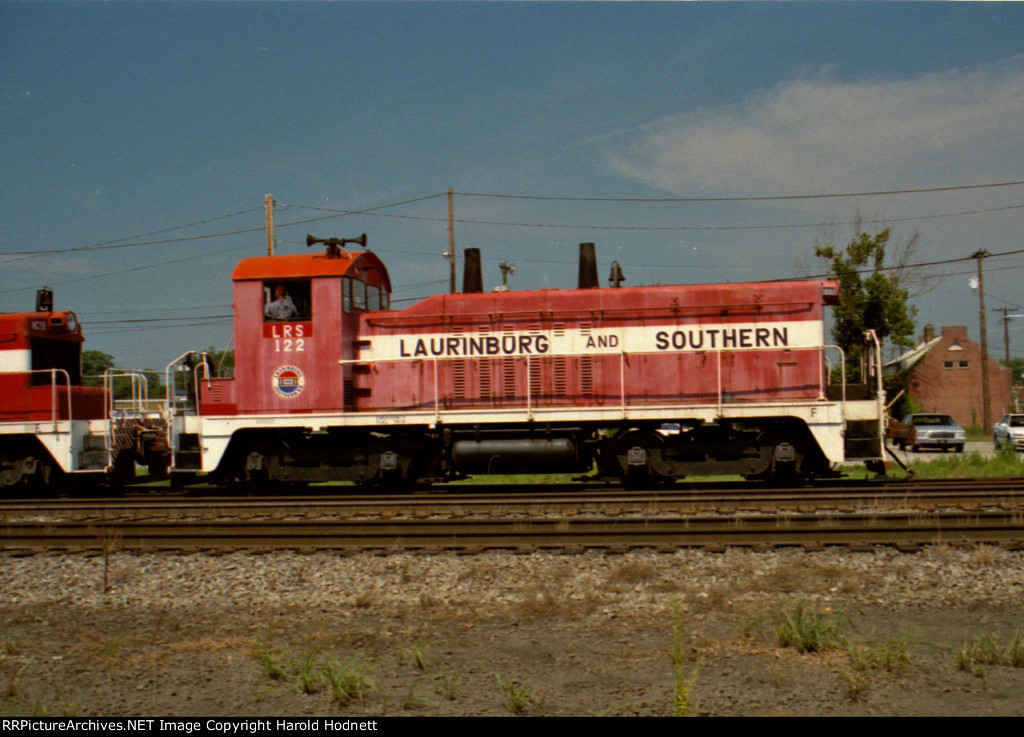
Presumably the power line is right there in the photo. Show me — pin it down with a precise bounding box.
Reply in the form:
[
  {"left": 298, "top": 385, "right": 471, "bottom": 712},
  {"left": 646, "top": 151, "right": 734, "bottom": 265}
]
[
  {"left": 295, "top": 200, "right": 1024, "bottom": 234},
  {"left": 0, "top": 194, "right": 447, "bottom": 259},
  {"left": 452, "top": 179, "right": 1024, "bottom": 203},
  {"left": 0, "top": 207, "right": 264, "bottom": 261},
  {"left": 88, "top": 315, "right": 232, "bottom": 326},
  {"left": 799, "top": 246, "right": 1024, "bottom": 283},
  {"left": 0, "top": 245, "right": 252, "bottom": 296}
]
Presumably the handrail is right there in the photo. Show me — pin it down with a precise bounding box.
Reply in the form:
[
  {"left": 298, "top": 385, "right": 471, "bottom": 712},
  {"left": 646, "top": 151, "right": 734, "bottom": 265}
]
[
  {"left": 823, "top": 344, "right": 847, "bottom": 425},
  {"left": 362, "top": 297, "right": 820, "bottom": 327},
  {"left": 103, "top": 369, "right": 152, "bottom": 415},
  {"left": 0, "top": 368, "right": 73, "bottom": 432},
  {"left": 342, "top": 343, "right": 844, "bottom": 419}
]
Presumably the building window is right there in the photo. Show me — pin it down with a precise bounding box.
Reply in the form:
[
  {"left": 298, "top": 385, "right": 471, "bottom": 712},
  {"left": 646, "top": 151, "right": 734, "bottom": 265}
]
[
  {"left": 943, "top": 361, "right": 954, "bottom": 370},
  {"left": 959, "top": 360, "right": 970, "bottom": 369}
]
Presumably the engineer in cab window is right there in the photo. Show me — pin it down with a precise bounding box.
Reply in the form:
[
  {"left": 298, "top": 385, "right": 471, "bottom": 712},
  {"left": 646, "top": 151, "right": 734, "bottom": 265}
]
[{"left": 265, "top": 284, "right": 297, "bottom": 321}]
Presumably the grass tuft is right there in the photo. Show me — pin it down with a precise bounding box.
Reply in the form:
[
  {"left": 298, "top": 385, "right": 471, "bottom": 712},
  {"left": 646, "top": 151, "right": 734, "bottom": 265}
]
[
  {"left": 437, "top": 674, "right": 462, "bottom": 702},
  {"left": 671, "top": 602, "right": 699, "bottom": 716},
  {"left": 957, "top": 631, "right": 1024, "bottom": 676},
  {"left": 494, "top": 674, "right": 537, "bottom": 715},
  {"left": 847, "top": 637, "right": 911, "bottom": 674},
  {"left": 769, "top": 597, "right": 848, "bottom": 653},
  {"left": 323, "top": 659, "right": 376, "bottom": 706}
]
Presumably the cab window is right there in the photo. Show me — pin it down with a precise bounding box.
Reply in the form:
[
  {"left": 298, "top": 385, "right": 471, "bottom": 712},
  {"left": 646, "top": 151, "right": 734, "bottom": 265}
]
[
  {"left": 367, "top": 284, "right": 381, "bottom": 311},
  {"left": 263, "top": 281, "right": 311, "bottom": 322},
  {"left": 343, "top": 277, "right": 390, "bottom": 313},
  {"left": 31, "top": 339, "right": 81, "bottom": 385}
]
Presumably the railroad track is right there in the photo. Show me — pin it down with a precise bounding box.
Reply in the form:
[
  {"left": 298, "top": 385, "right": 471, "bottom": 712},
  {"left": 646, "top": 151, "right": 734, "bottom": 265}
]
[
  {"left": 4, "top": 477, "right": 1024, "bottom": 518},
  {"left": 4, "top": 478, "right": 1024, "bottom": 554},
  {"left": 2, "top": 510, "right": 1024, "bottom": 553}
]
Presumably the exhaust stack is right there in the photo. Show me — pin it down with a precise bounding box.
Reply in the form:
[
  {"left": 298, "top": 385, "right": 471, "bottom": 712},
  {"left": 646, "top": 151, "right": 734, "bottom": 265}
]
[
  {"left": 463, "top": 248, "right": 483, "bottom": 294},
  {"left": 578, "top": 242, "right": 599, "bottom": 289}
]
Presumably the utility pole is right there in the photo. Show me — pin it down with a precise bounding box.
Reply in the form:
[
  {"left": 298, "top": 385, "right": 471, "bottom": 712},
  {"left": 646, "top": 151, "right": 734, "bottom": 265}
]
[
  {"left": 972, "top": 250, "right": 991, "bottom": 430},
  {"left": 447, "top": 189, "right": 456, "bottom": 294},
  {"left": 994, "top": 307, "right": 1016, "bottom": 364},
  {"left": 265, "top": 194, "right": 275, "bottom": 257}
]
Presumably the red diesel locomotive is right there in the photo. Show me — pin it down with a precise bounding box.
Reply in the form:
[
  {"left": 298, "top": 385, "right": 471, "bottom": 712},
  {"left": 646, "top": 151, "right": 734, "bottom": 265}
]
[
  {"left": 178, "top": 238, "right": 886, "bottom": 486},
  {"left": 0, "top": 289, "right": 170, "bottom": 489},
  {"left": 0, "top": 238, "right": 887, "bottom": 490}
]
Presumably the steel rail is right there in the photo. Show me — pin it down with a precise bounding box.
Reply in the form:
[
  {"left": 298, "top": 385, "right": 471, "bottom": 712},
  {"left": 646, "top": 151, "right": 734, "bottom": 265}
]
[
  {"left": 3, "top": 510, "right": 1024, "bottom": 553},
  {"left": 5, "top": 481, "right": 1024, "bottom": 521}
]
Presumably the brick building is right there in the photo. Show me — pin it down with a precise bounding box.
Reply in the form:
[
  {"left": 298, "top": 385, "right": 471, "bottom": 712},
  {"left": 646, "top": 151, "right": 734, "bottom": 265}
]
[{"left": 886, "top": 324, "right": 1012, "bottom": 429}]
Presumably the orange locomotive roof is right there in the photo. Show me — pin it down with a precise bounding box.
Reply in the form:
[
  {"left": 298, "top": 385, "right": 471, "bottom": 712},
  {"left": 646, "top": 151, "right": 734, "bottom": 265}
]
[{"left": 232, "top": 251, "right": 392, "bottom": 292}]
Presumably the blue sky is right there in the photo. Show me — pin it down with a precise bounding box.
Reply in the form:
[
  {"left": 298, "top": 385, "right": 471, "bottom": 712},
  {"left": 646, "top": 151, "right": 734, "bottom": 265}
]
[{"left": 2, "top": 2, "right": 1023, "bottom": 370}]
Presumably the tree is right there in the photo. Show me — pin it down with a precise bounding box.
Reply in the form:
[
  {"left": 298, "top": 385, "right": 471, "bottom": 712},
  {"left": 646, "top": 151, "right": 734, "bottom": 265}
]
[
  {"left": 203, "top": 345, "right": 234, "bottom": 378},
  {"left": 815, "top": 229, "right": 917, "bottom": 379},
  {"left": 81, "top": 349, "right": 164, "bottom": 399},
  {"left": 1000, "top": 357, "right": 1024, "bottom": 385},
  {"left": 81, "top": 350, "right": 116, "bottom": 387}
]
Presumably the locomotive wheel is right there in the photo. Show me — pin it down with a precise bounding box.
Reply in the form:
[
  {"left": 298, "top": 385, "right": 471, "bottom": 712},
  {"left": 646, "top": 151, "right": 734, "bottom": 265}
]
[
  {"left": 242, "top": 444, "right": 283, "bottom": 487},
  {"left": 606, "top": 429, "right": 668, "bottom": 485},
  {"left": 0, "top": 449, "right": 54, "bottom": 490}
]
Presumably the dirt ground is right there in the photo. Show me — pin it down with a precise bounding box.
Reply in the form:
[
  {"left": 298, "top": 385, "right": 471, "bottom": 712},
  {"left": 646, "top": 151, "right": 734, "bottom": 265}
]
[{"left": 3, "top": 551, "right": 1024, "bottom": 717}]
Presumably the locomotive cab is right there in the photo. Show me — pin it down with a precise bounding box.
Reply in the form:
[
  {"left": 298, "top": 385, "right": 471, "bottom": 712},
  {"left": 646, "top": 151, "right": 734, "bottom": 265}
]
[
  {"left": 0, "top": 307, "right": 108, "bottom": 488},
  {"left": 0, "top": 310, "right": 106, "bottom": 423},
  {"left": 200, "top": 247, "right": 392, "bottom": 416}
]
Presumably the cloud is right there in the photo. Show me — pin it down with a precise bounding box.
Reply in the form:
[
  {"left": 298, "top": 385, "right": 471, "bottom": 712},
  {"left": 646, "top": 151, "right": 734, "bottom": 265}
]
[{"left": 607, "top": 60, "right": 1024, "bottom": 196}]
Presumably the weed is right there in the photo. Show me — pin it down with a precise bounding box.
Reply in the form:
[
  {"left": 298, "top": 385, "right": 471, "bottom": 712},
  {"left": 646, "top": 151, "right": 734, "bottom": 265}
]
[
  {"left": 418, "top": 592, "right": 440, "bottom": 609},
  {"left": 842, "top": 670, "right": 870, "bottom": 702},
  {"left": 2, "top": 660, "right": 26, "bottom": 700},
  {"left": 608, "top": 559, "right": 658, "bottom": 585},
  {"left": 323, "top": 659, "right": 376, "bottom": 706},
  {"left": 354, "top": 591, "right": 377, "bottom": 609},
  {"left": 957, "top": 639, "right": 990, "bottom": 677},
  {"left": 671, "top": 602, "right": 698, "bottom": 716},
  {"left": 402, "top": 682, "right": 429, "bottom": 711},
  {"left": 409, "top": 641, "right": 427, "bottom": 672},
  {"left": 494, "top": 674, "right": 536, "bottom": 715},
  {"left": 437, "top": 674, "right": 462, "bottom": 701},
  {"left": 597, "top": 700, "right": 638, "bottom": 717},
  {"left": 971, "top": 544, "right": 1008, "bottom": 566},
  {"left": 1, "top": 630, "right": 22, "bottom": 656},
  {"left": 769, "top": 597, "right": 847, "bottom": 653},
  {"left": 253, "top": 643, "right": 289, "bottom": 682},
  {"left": 397, "top": 639, "right": 429, "bottom": 671},
  {"left": 295, "top": 652, "right": 324, "bottom": 694},
  {"left": 100, "top": 528, "right": 122, "bottom": 594},
  {"left": 894, "top": 449, "right": 1024, "bottom": 479},
  {"left": 735, "top": 608, "right": 765, "bottom": 640},
  {"left": 105, "top": 636, "right": 125, "bottom": 659},
  {"left": 957, "top": 631, "right": 1024, "bottom": 676},
  {"left": 847, "top": 638, "right": 910, "bottom": 674}
]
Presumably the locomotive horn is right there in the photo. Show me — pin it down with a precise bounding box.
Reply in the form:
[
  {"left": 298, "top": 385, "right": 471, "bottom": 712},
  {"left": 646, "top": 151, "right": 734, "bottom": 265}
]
[
  {"left": 307, "top": 233, "right": 369, "bottom": 249},
  {"left": 344, "top": 233, "right": 368, "bottom": 249}
]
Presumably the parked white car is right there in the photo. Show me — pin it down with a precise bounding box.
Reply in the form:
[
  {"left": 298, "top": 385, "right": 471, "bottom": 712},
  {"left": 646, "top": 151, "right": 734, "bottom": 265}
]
[{"left": 992, "top": 414, "right": 1024, "bottom": 451}]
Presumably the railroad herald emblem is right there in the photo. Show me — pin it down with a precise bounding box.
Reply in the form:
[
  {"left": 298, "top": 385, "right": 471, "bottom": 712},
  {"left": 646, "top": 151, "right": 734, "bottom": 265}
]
[{"left": 272, "top": 365, "right": 305, "bottom": 399}]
